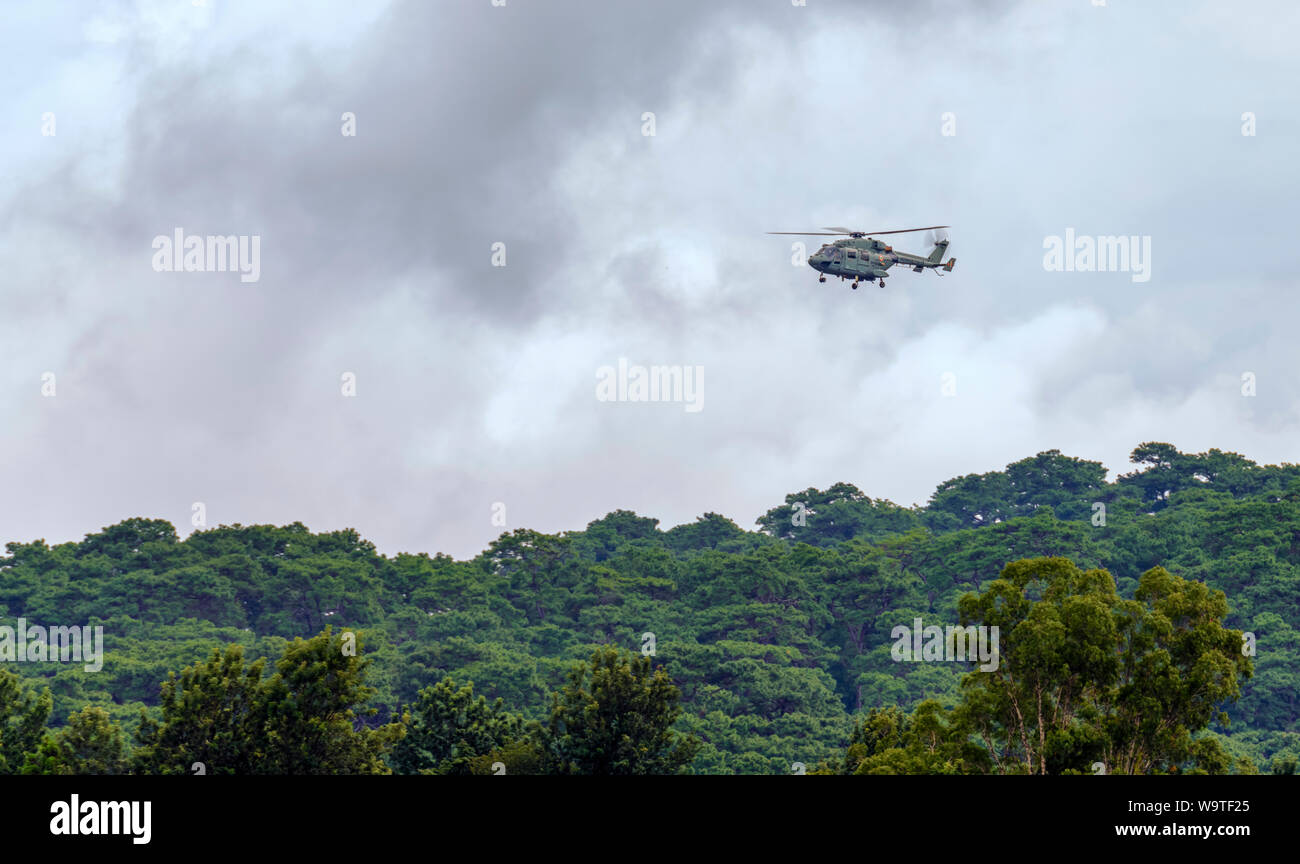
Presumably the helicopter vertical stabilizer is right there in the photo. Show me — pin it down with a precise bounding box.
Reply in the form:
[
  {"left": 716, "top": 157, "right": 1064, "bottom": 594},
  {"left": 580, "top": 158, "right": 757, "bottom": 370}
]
[{"left": 926, "top": 240, "right": 950, "bottom": 265}]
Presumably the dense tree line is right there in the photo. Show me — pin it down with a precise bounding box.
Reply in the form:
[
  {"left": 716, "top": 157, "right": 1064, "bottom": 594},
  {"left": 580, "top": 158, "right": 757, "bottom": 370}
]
[
  {"left": 1, "top": 442, "right": 1297, "bottom": 773},
  {"left": 2, "top": 637, "right": 696, "bottom": 775}
]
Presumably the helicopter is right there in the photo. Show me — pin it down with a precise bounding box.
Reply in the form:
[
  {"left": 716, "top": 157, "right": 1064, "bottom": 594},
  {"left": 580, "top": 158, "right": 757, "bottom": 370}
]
[{"left": 768, "top": 225, "right": 956, "bottom": 289}]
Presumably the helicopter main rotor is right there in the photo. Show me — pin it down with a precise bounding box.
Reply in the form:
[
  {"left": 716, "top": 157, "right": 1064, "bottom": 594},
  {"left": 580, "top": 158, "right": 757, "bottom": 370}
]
[{"left": 767, "top": 225, "right": 949, "bottom": 239}]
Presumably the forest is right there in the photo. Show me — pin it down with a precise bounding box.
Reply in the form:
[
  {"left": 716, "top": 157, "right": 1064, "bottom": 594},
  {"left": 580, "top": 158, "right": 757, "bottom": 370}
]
[{"left": 1, "top": 442, "right": 1297, "bottom": 774}]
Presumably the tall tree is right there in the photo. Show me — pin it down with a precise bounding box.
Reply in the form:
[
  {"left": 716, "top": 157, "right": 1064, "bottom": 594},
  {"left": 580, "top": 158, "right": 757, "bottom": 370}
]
[
  {"left": 955, "top": 557, "right": 1249, "bottom": 774},
  {"left": 0, "top": 669, "right": 51, "bottom": 774},
  {"left": 540, "top": 646, "right": 699, "bottom": 775},
  {"left": 23, "top": 707, "right": 128, "bottom": 775},
  {"left": 390, "top": 677, "right": 525, "bottom": 775},
  {"left": 258, "top": 628, "right": 404, "bottom": 774},
  {"left": 134, "top": 628, "right": 402, "bottom": 774}
]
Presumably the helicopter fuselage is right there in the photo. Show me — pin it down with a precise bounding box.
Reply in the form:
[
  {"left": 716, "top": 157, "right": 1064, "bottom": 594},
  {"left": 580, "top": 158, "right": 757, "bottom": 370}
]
[
  {"left": 808, "top": 237, "right": 937, "bottom": 282},
  {"left": 767, "top": 225, "right": 955, "bottom": 287}
]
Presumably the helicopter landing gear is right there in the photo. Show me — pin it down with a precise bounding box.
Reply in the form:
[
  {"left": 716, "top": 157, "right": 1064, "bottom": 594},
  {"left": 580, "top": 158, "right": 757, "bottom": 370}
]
[
  {"left": 818, "top": 276, "right": 826, "bottom": 283},
  {"left": 851, "top": 281, "right": 859, "bottom": 290},
  {"left": 879, "top": 279, "right": 886, "bottom": 288}
]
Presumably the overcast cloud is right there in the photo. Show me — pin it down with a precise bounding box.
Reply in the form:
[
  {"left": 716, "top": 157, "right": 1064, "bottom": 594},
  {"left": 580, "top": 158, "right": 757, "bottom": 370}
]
[{"left": 3, "top": 0, "right": 1298, "bottom": 558}]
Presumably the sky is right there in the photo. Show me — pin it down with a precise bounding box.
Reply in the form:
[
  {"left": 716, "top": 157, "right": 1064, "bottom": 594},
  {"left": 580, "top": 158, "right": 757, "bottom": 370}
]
[{"left": 2, "top": 0, "right": 1298, "bottom": 559}]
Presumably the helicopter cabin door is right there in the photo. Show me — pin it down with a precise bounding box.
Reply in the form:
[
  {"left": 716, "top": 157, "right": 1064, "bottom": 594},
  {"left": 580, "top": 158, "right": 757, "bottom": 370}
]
[{"left": 843, "top": 246, "right": 864, "bottom": 279}]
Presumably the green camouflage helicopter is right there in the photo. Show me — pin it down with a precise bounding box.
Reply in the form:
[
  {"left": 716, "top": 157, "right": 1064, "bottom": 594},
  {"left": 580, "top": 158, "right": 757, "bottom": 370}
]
[{"left": 769, "top": 225, "right": 956, "bottom": 289}]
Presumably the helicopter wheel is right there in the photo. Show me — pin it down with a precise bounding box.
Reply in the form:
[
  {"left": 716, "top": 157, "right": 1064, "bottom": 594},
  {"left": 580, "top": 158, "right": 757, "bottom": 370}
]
[
  {"left": 818, "top": 276, "right": 825, "bottom": 283},
  {"left": 879, "top": 279, "right": 886, "bottom": 288},
  {"left": 851, "top": 282, "right": 859, "bottom": 290}
]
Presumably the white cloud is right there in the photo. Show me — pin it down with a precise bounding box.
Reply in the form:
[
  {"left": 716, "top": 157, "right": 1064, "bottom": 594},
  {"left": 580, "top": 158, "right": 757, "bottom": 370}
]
[{"left": 2, "top": 0, "right": 1298, "bottom": 558}]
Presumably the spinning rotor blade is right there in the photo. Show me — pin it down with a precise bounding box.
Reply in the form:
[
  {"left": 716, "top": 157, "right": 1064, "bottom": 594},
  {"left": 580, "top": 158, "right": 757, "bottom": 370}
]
[
  {"left": 769, "top": 225, "right": 950, "bottom": 238},
  {"left": 849, "top": 225, "right": 949, "bottom": 236}
]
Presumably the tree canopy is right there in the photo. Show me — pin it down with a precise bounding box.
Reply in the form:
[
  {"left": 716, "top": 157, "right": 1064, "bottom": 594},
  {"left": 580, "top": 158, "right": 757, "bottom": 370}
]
[{"left": 2, "top": 442, "right": 1296, "bottom": 774}]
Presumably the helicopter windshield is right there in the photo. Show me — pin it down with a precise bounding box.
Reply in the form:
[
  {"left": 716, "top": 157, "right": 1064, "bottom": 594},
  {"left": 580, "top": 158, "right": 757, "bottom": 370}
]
[{"left": 819, "top": 244, "right": 839, "bottom": 259}]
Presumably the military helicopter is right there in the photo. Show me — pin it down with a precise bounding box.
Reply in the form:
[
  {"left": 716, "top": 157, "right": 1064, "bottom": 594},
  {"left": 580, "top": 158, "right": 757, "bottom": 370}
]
[{"left": 768, "top": 225, "right": 956, "bottom": 289}]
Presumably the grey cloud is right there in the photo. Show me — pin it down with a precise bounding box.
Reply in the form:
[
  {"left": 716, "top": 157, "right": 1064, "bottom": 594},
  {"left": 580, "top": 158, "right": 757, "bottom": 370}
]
[{"left": 2, "top": 0, "right": 1297, "bottom": 559}]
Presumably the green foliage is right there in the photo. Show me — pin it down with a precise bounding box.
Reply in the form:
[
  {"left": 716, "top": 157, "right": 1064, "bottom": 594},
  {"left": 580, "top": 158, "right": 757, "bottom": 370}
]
[
  {"left": 0, "top": 669, "right": 51, "bottom": 774},
  {"left": 390, "top": 677, "right": 526, "bottom": 775},
  {"left": 22, "top": 707, "right": 128, "bottom": 775},
  {"left": 822, "top": 701, "right": 989, "bottom": 775},
  {"left": 132, "top": 628, "right": 403, "bottom": 774},
  {"left": 822, "top": 557, "right": 1253, "bottom": 774},
  {"left": 0, "top": 441, "right": 1296, "bottom": 773},
  {"left": 926, "top": 450, "right": 1109, "bottom": 529},
  {"left": 950, "top": 558, "right": 1250, "bottom": 774},
  {"left": 539, "top": 646, "right": 700, "bottom": 775},
  {"left": 757, "top": 483, "right": 921, "bottom": 545}
]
